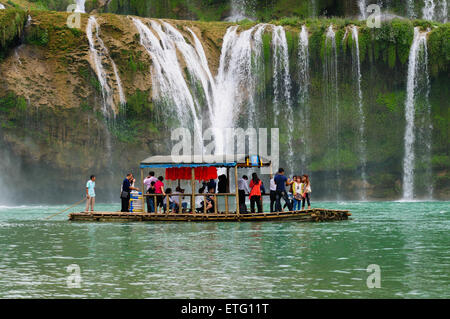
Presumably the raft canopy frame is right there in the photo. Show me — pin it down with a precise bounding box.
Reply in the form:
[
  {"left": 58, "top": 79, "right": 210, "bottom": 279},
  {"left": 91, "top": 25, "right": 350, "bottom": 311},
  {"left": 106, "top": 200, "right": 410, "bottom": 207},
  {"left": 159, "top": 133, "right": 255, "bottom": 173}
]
[
  {"left": 140, "top": 154, "right": 272, "bottom": 168},
  {"left": 139, "top": 154, "right": 272, "bottom": 216}
]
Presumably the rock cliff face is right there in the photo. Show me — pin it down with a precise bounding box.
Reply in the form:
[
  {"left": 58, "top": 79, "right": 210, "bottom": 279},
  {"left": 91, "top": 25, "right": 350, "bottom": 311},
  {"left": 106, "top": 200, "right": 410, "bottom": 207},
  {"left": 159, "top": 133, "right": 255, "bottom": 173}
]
[{"left": 0, "top": 6, "right": 448, "bottom": 203}]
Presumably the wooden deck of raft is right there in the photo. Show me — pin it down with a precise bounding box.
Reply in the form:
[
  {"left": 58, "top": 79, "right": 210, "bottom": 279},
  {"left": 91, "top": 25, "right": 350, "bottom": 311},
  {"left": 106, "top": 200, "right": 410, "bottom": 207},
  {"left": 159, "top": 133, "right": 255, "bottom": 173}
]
[{"left": 69, "top": 209, "right": 351, "bottom": 222}]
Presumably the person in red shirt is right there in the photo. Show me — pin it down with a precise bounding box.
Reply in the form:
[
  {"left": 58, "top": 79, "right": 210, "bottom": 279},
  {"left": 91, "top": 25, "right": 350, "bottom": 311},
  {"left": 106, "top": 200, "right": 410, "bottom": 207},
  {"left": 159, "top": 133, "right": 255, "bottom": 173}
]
[
  {"left": 249, "top": 173, "right": 263, "bottom": 213},
  {"left": 154, "top": 176, "right": 166, "bottom": 213}
]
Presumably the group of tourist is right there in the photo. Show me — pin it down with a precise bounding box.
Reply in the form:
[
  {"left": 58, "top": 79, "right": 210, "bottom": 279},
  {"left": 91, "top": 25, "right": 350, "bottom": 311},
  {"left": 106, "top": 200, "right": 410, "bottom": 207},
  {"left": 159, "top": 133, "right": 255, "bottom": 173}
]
[
  {"left": 269, "top": 168, "right": 311, "bottom": 213},
  {"left": 84, "top": 168, "right": 311, "bottom": 214}
]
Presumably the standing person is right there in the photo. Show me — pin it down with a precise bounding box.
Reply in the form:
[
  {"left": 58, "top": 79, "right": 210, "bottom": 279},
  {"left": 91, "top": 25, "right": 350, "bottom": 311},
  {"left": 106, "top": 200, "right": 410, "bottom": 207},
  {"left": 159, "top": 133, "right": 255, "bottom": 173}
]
[
  {"left": 238, "top": 175, "right": 250, "bottom": 213},
  {"left": 85, "top": 175, "right": 96, "bottom": 212},
  {"left": 274, "top": 168, "right": 293, "bottom": 212},
  {"left": 292, "top": 176, "right": 303, "bottom": 211},
  {"left": 121, "top": 173, "right": 139, "bottom": 212},
  {"left": 143, "top": 171, "right": 158, "bottom": 192},
  {"left": 217, "top": 174, "right": 228, "bottom": 193},
  {"left": 269, "top": 175, "right": 277, "bottom": 212},
  {"left": 249, "top": 173, "right": 263, "bottom": 213},
  {"left": 146, "top": 181, "right": 156, "bottom": 213},
  {"left": 301, "top": 174, "right": 312, "bottom": 210},
  {"left": 207, "top": 179, "right": 217, "bottom": 193},
  {"left": 284, "top": 175, "right": 295, "bottom": 211},
  {"left": 154, "top": 176, "right": 166, "bottom": 213}
]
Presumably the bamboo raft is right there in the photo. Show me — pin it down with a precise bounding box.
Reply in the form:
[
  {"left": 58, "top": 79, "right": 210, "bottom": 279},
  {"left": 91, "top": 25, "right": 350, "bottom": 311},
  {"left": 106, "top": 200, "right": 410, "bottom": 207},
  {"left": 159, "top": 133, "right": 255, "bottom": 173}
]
[
  {"left": 71, "top": 154, "right": 351, "bottom": 223},
  {"left": 69, "top": 209, "right": 351, "bottom": 222}
]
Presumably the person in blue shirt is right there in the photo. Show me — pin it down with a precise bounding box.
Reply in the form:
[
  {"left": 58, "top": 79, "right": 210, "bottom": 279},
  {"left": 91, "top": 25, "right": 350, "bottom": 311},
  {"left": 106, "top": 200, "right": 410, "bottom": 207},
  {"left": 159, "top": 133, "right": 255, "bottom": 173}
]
[
  {"left": 121, "top": 173, "right": 140, "bottom": 212},
  {"left": 274, "top": 168, "right": 293, "bottom": 212}
]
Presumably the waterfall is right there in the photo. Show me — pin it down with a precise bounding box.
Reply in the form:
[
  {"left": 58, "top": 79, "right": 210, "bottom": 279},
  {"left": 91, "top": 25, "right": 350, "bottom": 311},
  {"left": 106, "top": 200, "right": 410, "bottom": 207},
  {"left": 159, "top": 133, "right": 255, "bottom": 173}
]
[
  {"left": 323, "top": 25, "right": 340, "bottom": 197},
  {"left": 75, "top": 0, "right": 86, "bottom": 13},
  {"left": 272, "top": 25, "right": 294, "bottom": 173},
  {"left": 407, "top": 0, "right": 416, "bottom": 18},
  {"left": 310, "top": 0, "right": 317, "bottom": 17},
  {"left": 86, "top": 16, "right": 126, "bottom": 119},
  {"left": 423, "top": 0, "right": 436, "bottom": 20},
  {"left": 439, "top": 0, "right": 448, "bottom": 22},
  {"left": 214, "top": 24, "right": 265, "bottom": 154},
  {"left": 358, "top": 0, "right": 367, "bottom": 19},
  {"left": 0, "top": 3, "right": 5, "bottom": 9},
  {"left": 402, "top": 27, "right": 432, "bottom": 200},
  {"left": 351, "top": 26, "right": 368, "bottom": 200},
  {"left": 298, "top": 25, "right": 310, "bottom": 172},
  {"left": 132, "top": 18, "right": 205, "bottom": 151},
  {"left": 228, "top": 0, "right": 254, "bottom": 21}
]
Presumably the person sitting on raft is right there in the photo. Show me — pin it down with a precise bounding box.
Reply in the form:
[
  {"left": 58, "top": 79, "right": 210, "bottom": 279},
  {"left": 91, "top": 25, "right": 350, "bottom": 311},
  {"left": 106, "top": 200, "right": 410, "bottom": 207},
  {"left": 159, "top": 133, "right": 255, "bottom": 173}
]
[{"left": 172, "top": 186, "right": 188, "bottom": 213}]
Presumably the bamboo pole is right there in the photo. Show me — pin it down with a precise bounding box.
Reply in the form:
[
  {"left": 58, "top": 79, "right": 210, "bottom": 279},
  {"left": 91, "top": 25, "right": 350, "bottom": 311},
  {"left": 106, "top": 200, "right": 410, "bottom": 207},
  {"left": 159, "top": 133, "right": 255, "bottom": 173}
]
[
  {"left": 191, "top": 167, "right": 195, "bottom": 215},
  {"left": 235, "top": 165, "right": 240, "bottom": 217},
  {"left": 203, "top": 194, "right": 207, "bottom": 214},
  {"left": 226, "top": 167, "right": 230, "bottom": 193},
  {"left": 166, "top": 195, "right": 170, "bottom": 214},
  {"left": 44, "top": 198, "right": 86, "bottom": 220},
  {"left": 225, "top": 195, "right": 229, "bottom": 214},
  {"left": 141, "top": 168, "right": 145, "bottom": 213},
  {"left": 214, "top": 194, "right": 218, "bottom": 214}
]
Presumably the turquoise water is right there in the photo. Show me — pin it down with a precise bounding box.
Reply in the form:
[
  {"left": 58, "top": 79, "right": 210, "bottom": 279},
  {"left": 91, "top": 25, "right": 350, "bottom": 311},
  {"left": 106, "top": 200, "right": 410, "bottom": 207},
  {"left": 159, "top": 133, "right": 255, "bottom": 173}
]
[{"left": 0, "top": 201, "right": 449, "bottom": 298}]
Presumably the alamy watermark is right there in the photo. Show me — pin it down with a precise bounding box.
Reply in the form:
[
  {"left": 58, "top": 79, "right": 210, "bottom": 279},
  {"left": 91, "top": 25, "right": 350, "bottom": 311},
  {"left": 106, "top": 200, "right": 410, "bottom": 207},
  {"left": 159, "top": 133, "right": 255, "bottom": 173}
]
[
  {"left": 366, "top": 4, "right": 382, "bottom": 29},
  {"left": 366, "top": 264, "right": 381, "bottom": 289},
  {"left": 66, "top": 264, "right": 82, "bottom": 288},
  {"left": 170, "top": 127, "right": 279, "bottom": 175},
  {"left": 66, "top": 3, "right": 81, "bottom": 29}
]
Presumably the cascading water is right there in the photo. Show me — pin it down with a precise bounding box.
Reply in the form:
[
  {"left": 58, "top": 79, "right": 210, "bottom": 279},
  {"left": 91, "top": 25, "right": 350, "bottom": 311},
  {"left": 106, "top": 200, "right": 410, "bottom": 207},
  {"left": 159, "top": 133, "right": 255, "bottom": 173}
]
[
  {"left": 87, "top": 16, "right": 127, "bottom": 201},
  {"left": 440, "top": 0, "right": 448, "bottom": 22},
  {"left": 214, "top": 24, "right": 265, "bottom": 154},
  {"left": 358, "top": 0, "right": 367, "bottom": 19},
  {"left": 272, "top": 25, "right": 294, "bottom": 173},
  {"left": 86, "top": 16, "right": 126, "bottom": 118},
  {"left": 423, "top": 0, "right": 437, "bottom": 20},
  {"left": 351, "top": 26, "right": 368, "bottom": 200},
  {"left": 402, "top": 27, "right": 433, "bottom": 200},
  {"left": 75, "top": 0, "right": 86, "bottom": 13},
  {"left": 132, "top": 18, "right": 205, "bottom": 152},
  {"left": 310, "top": 0, "right": 317, "bottom": 17},
  {"left": 160, "top": 22, "right": 217, "bottom": 128},
  {"left": 228, "top": 0, "right": 255, "bottom": 21},
  {"left": 323, "top": 25, "right": 340, "bottom": 198},
  {"left": 0, "top": 3, "right": 5, "bottom": 10},
  {"left": 407, "top": 0, "right": 416, "bottom": 18},
  {"left": 297, "top": 25, "right": 310, "bottom": 172}
]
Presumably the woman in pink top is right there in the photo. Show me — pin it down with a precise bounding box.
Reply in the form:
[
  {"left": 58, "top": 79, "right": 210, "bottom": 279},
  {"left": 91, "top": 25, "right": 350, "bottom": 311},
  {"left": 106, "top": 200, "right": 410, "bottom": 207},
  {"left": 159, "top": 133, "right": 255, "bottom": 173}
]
[
  {"left": 249, "top": 173, "right": 263, "bottom": 213},
  {"left": 154, "top": 176, "right": 166, "bottom": 213}
]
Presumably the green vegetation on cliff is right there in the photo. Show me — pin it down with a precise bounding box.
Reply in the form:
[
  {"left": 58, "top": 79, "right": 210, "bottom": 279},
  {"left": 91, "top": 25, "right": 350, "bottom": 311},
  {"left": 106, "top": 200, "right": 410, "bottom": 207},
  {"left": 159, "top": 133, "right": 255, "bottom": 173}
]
[
  {"left": 0, "top": 7, "right": 448, "bottom": 201},
  {"left": 0, "top": 8, "right": 27, "bottom": 61}
]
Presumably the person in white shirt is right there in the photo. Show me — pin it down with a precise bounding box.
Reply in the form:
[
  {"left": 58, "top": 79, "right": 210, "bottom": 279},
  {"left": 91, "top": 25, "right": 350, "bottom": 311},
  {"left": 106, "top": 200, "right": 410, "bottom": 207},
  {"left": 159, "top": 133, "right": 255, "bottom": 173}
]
[
  {"left": 172, "top": 186, "right": 188, "bottom": 212},
  {"left": 238, "top": 175, "right": 250, "bottom": 212},
  {"left": 269, "top": 175, "right": 277, "bottom": 212},
  {"left": 143, "top": 171, "right": 158, "bottom": 191},
  {"left": 85, "top": 175, "right": 96, "bottom": 212}
]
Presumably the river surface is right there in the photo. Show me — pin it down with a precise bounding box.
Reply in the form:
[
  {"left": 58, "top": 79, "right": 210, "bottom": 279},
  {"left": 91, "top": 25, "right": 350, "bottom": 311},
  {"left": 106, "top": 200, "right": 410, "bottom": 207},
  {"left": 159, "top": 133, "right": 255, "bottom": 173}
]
[{"left": 0, "top": 201, "right": 448, "bottom": 298}]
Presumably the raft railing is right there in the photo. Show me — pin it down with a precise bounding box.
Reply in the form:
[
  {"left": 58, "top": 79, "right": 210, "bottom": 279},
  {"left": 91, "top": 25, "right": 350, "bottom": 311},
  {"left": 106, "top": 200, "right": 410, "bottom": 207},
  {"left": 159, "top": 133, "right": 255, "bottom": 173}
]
[{"left": 142, "top": 193, "right": 290, "bottom": 215}]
